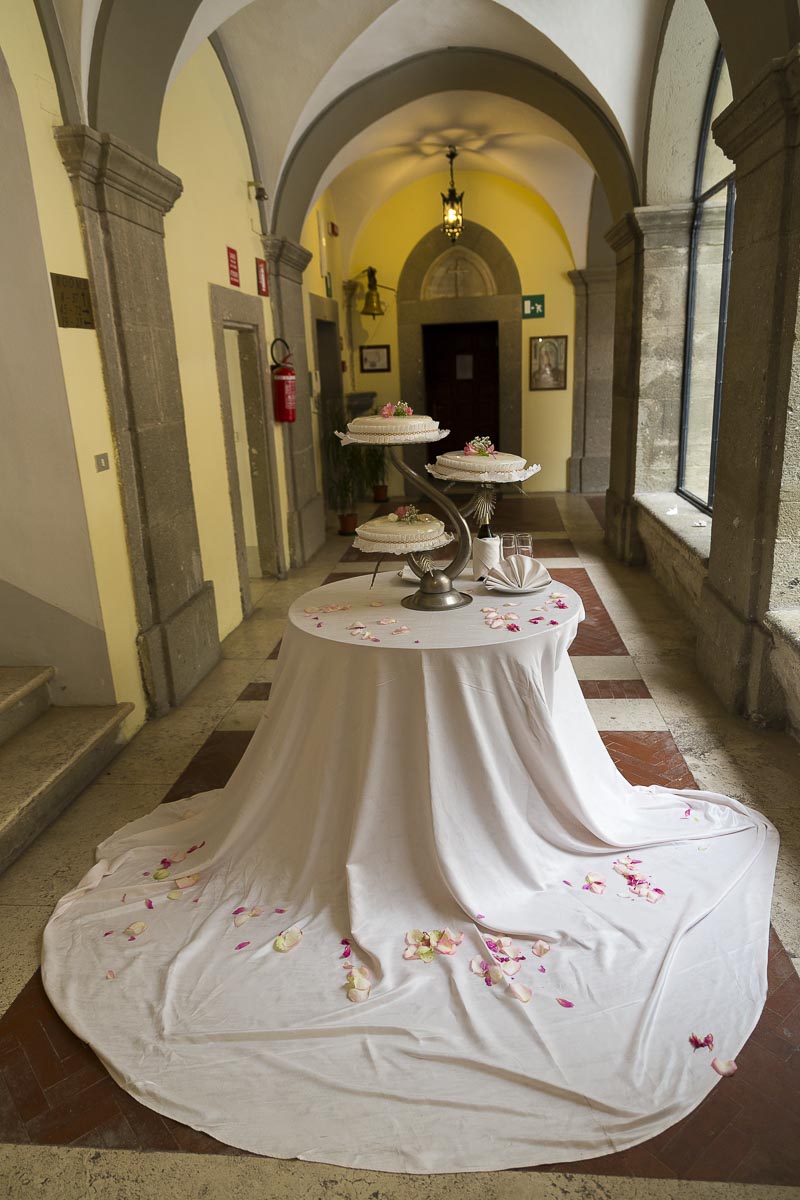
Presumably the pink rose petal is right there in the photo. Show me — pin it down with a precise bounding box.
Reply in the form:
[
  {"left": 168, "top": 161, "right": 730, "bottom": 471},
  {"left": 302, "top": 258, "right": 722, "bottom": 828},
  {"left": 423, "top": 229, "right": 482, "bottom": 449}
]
[
  {"left": 538, "top": 965, "right": 546, "bottom": 973},
  {"left": 274, "top": 907, "right": 286, "bottom": 914},
  {"left": 121, "top": 894, "right": 126, "bottom": 903},
  {"left": 103, "top": 931, "right": 114, "bottom": 937},
  {"left": 531, "top": 939, "right": 551, "bottom": 958},
  {"left": 232, "top": 907, "right": 247, "bottom": 915},
  {"left": 476, "top": 913, "right": 485, "bottom": 920},
  {"left": 507, "top": 981, "right": 532, "bottom": 1003},
  {"left": 235, "top": 941, "right": 250, "bottom": 951},
  {"left": 105, "top": 969, "right": 116, "bottom": 981},
  {"left": 145, "top": 899, "right": 154, "bottom": 910},
  {"left": 556, "top": 998, "right": 574, "bottom": 1008},
  {"left": 711, "top": 1057, "right": 737, "bottom": 1076}
]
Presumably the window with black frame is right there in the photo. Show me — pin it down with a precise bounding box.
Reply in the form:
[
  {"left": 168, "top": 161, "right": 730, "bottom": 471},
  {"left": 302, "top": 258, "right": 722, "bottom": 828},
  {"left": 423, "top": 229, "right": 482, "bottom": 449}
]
[{"left": 677, "top": 47, "right": 736, "bottom": 513}]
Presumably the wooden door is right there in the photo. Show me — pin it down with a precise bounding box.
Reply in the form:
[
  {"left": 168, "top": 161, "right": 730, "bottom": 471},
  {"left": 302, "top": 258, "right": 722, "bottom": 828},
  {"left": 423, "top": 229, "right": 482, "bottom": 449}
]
[{"left": 422, "top": 321, "right": 499, "bottom": 458}]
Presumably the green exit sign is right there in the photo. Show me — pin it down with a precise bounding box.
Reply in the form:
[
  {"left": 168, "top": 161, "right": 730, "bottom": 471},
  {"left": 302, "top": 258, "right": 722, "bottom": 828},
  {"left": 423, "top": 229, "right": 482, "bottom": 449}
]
[{"left": 522, "top": 294, "right": 545, "bottom": 319}]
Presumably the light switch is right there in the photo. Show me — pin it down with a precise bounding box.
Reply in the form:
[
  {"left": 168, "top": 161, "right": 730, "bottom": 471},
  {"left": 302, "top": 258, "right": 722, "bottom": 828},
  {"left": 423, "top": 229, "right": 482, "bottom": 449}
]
[{"left": 95, "top": 453, "right": 110, "bottom": 472}]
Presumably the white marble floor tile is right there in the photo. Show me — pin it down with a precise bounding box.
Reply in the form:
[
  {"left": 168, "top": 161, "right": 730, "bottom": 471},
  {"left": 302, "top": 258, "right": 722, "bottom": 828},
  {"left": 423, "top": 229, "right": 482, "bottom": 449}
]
[
  {"left": 570, "top": 655, "right": 642, "bottom": 679},
  {"left": 587, "top": 698, "right": 668, "bottom": 731},
  {"left": 215, "top": 701, "right": 269, "bottom": 732},
  {"left": 1, "top": 1144, "right": 795, "bottom": 1200}
]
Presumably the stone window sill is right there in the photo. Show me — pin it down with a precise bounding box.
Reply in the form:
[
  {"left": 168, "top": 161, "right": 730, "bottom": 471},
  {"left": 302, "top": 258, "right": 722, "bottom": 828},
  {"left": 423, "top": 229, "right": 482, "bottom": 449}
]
[{"left": 634, "top": 492, "right": 712, "bottom": 565}]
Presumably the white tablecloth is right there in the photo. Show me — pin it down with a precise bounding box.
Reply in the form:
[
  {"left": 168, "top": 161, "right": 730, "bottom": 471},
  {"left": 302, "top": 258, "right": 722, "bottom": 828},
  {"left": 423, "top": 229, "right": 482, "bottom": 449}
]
[{"left": 42, "top": 573, "right": 777, "bottom": 1173}]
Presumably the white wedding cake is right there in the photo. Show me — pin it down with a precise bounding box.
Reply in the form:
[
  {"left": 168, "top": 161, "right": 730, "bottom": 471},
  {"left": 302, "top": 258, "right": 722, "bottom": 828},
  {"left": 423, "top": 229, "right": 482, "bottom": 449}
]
[
  {"left": 436, "top": 436, "right": 526, "bottom": 477},
  {"left": 347, "top": 401, "right": 439, "bottom": 441},
  {"left": 356, "top": 505, "right": 444, "bottom": 546}
]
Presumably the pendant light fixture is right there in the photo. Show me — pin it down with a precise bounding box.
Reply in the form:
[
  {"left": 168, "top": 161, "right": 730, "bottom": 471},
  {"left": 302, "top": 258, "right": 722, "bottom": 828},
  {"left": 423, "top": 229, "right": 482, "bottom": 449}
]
[{"left": 441, "top": 145, "right": 464, "bottom": 242}]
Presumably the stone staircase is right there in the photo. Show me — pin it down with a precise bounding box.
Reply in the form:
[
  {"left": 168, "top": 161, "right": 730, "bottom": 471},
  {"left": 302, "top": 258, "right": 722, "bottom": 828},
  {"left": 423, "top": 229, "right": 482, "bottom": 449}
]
[{"left": 0, "top": 667, "right": 132, "bottom": 875}]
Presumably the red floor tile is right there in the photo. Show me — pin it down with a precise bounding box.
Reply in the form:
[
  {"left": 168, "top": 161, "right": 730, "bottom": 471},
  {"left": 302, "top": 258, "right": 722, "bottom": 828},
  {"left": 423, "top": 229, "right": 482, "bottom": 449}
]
[
  {"left": 585, "top": 493, "right": 606, "bottom": 529},
  {"left": 601, "top": 731, "right": 697, "bottom": 790},
  {"left": 580, "top": 679, "right": 651, "bottom": 699},
  {"left": 552, "top": 567, "right": 629, "bottom": 656}
]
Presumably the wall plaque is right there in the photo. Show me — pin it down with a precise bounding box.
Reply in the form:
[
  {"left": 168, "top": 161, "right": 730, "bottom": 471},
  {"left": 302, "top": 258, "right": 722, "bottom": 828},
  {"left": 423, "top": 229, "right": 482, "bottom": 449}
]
[{"left": 50, "top": 273, "right": 94, "bottom": 329}]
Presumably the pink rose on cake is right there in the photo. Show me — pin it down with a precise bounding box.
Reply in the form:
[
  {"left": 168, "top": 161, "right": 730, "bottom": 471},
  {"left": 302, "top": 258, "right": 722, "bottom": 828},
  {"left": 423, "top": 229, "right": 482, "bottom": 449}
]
[
  {"left": 464, "top": 435, "right": 496, "bottom": 456},
  {"left": 380, "top": 401, "right": 413, "bottom": 418}
]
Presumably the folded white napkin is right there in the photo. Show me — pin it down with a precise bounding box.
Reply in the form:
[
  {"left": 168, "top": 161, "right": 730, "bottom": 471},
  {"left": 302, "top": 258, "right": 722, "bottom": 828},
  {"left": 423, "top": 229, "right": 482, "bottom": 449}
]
[{"left": 484, "top": 555, "right": 551, "bottom": 592}]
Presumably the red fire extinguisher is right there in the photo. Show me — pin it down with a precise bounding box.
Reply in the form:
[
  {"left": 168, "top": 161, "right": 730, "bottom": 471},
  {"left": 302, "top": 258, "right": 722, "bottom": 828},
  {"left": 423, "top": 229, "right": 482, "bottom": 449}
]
[{"left": 270, "top": 338, "right": 296, "bottom": 423}]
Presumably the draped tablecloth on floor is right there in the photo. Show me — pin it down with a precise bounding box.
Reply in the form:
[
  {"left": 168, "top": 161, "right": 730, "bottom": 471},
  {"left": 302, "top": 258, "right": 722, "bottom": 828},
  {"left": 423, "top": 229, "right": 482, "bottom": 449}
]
[{"left": 42, "top": 573, "right": 778, "bottom": 1173}]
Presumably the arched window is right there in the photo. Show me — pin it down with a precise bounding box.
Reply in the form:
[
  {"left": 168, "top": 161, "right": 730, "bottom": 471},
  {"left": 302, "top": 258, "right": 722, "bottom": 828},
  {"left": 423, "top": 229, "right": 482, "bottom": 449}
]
[{"left": 677, "top": 47, "right": 735, "bottom": 512}]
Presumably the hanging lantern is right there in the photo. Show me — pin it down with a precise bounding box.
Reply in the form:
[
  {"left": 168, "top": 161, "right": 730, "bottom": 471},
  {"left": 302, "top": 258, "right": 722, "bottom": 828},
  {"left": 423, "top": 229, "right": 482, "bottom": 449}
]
[
  {"left": 360, "top": 266, "right": 384, "bottom": 318},
  {"left": 441, "top": 146, "right": 464, "bottom": 242}
]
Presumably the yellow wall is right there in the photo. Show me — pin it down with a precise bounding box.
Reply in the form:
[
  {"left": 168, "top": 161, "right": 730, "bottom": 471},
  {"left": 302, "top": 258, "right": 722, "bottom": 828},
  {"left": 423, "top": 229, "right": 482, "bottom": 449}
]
[
  {"left": 160, "top": 41, "right": 288, "bottom": 637},
  {"left": 0, "top": 1, "right": 145, "bottom": 732},
  {"left": 345, "top": 172, "right": 575, "bottom": 491}
]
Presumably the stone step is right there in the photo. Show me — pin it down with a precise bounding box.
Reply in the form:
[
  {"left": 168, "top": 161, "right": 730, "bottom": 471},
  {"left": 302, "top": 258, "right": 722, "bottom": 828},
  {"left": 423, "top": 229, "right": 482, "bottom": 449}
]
[
  {"left": 0, "top": 702, "right": 133, "bottom": 876},
  {"left": 0, "top": 666, "right": 55, "bottom": 749}
]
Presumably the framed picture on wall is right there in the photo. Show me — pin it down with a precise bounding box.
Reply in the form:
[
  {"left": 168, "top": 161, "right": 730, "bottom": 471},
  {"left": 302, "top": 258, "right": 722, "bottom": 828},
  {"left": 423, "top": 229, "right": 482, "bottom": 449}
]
[
  {"left": 529, "top": 335, "right": 567, "bottom": 391},
  {"left": 359, "top": 344, "right": 391, "bottom": 373}
]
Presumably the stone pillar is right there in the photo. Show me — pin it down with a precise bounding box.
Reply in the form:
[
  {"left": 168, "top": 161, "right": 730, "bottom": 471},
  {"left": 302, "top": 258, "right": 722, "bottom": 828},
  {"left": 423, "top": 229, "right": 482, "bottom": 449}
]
[
  {"left": 695, "top": 47, "right": 800, "bottom": 722},
  {"left": 263, "top": 235, "right": 325, "bottom": 566},
  {"left": 55, "top": 126, "right": 220, "bottom": 716},
  {"left": 567, "top": 266, "right": 616, "bottom": 492},
  {"left": 604, "top": 205, "right": 694, "bottom": 560}
]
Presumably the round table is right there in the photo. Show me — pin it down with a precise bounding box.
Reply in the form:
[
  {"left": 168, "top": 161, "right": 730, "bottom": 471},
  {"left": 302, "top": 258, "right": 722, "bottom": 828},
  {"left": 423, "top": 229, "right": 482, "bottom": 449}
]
[{"left": 41, "top": 573, "right": 777, "bottom": 1173}]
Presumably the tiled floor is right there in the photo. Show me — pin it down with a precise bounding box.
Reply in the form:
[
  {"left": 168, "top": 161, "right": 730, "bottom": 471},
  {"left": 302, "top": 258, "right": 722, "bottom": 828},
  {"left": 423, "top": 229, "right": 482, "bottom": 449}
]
[{"left": 1, "top": 492, "right": 799, "bottom": 1200}]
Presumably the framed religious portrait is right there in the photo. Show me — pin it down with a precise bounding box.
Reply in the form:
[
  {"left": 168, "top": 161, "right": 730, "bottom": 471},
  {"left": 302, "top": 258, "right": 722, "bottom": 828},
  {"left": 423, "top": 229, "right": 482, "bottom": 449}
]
[
  {"left": 359, "top": 344, "right": 391, "bottom": 373},
  {"left": 529, "top": 335, "right": 568, "bottom": 391}
]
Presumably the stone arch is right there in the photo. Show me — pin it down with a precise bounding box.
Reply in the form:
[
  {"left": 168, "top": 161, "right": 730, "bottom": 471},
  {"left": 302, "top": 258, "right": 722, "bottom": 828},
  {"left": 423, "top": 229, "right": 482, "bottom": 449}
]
[
  {"left": 645, "top": 0, "right": 724, "bottom": 204},
  {"left": 273, "top": 48, "right": 640, "bottom": 241},
  {"left": 396, "top": 222, "right": 523, "bottom": 457},
  {"left": 421, "top": 246, "right": 497, "bottom": 301}
]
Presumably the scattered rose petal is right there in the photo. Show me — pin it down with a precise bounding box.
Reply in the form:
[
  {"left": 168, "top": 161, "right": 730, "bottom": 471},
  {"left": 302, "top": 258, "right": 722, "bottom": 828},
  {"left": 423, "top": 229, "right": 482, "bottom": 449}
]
[
  {"left": 377, "top": 617, "right": 396, "bottom": 625},
  {"left": 346, "top": 965, "right": 371, "bottom": 1003},
  {"left": 531, "top": 939, "right": 551, "bottom": 957},
  {"left": 274, "top": 925, "right": 303, "bottom": 952},
  {"left": 123, "top": 921, "right": 146, "bottom": 938},
  {"left": 711, "top": 1057, "right": 737, "bottom": 1076},
  {"left": 584, "top": 873, "right": 606, "bottom": 895},
  {"left": 235, "top": 941, "right": 250, "bottom": 951},
  {"left": 153, "top": 868, "right": 170, "bottom": 881},
  {"left": 689, "top": 1032, "right": 714, "bottom": 1051},
  {"left": 538, "top": 965, "right": 546, "bottom": 973},
  {"left": 369, "top": 601, "right": 384, "bottom": 607},
  {"left": 507, "top": 981, "right": 532, "bottom": 1003},
  {"left": 174, "top": 874, "right": 200, "bottom": 890},
  {"left": 232, "top": 907, "right": 247, "bottom": 915},
  {"left": 392, "top": 626, "right": 410, "bottom": 634},
  {"left": 549, "top": 620, "right": 559, "bottom": 626},
  {"left": 171, "top": 851, "right": 187, "bottom": 863},
  {"left": 234, "top": 912, "right": 251, "bottom": 928},
  {"left": 145, "top": 898, "right": 154, "bottom": 910},
  {"left": 556, "top": 998, "right": 574, "bottom": 1008},
  {"left": 103, "top": 930, "right": 114, "bottom": 937},
  {"left": 563, "top": 880, "right": 572, "bottom": 887},
  {"left": 167, "top": 890, "right": 183, "bottom": 900},
  {"left": 105, "top": 970, "right": 116, "bottom": 981},
  {"left": 507, "top": 624, "right": 521, "bottom": 632},
  {"left": 160, "top": 858, "right": 172, "bottom": 868},
  {"left": 121, "top": 894, "right": 126, "bottom": 903},
  {"left": 274, "top": 908, "right": 286, "bottom": 914},
  {"left": 142, "top": 872, "right": 151, "bottom": 877},
  {"left": 476, "top": 913, "right": 485, "bottom": 920}
]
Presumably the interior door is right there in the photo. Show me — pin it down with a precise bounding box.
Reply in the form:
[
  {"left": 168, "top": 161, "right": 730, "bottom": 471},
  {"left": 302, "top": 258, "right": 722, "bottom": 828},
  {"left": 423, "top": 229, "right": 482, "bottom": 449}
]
[{"left": 422, "top": 321, "right": 499, "bottom": 458}]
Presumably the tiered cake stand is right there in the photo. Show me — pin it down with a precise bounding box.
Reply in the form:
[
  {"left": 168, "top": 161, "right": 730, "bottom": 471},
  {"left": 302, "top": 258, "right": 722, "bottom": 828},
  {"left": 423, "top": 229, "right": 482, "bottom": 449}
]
[
  {"left": 336, "top": 428, "right": 474, "bottom": 610},
  {"left": 425, "top": 460, "right": 542, "bottom": 530}
]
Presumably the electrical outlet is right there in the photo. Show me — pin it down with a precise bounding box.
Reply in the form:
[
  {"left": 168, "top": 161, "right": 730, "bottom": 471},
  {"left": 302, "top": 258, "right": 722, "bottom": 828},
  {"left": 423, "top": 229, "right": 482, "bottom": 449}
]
[{"left": 95, "top": 453, "right": 110, "bottom": 472}]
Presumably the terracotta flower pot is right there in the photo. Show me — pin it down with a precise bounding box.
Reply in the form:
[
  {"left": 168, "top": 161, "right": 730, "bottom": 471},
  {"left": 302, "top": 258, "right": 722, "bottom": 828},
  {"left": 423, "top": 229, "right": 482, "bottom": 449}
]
[
  {"left": 338, "top": 512, "right": 359, "bottom": 536},
  {"left": 372, "top": 484, "right": 389, "bottom": 502}
]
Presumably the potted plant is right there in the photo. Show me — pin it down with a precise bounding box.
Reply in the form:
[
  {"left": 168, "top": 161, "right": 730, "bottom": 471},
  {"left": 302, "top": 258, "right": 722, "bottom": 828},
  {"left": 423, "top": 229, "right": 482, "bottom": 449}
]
[
  {"left": 363, "top": 444, "right": 388, "bottom": 502},
  {"left": 321, "top": 398, "right": 366, "bottom": 535}
]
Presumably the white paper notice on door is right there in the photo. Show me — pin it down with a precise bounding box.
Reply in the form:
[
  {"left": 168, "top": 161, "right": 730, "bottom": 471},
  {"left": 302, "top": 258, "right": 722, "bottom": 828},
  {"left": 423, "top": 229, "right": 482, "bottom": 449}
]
[{"left": 456, "top": 354, "right": 473, "bottom": 380}]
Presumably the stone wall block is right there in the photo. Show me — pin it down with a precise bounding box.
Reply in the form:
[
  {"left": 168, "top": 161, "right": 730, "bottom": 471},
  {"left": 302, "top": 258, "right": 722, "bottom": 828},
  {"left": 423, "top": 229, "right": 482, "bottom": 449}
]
[
  {"left": 162, "top": 582, "right": 220, "bottom": 707},
  {"left": 56, "top": 125, "right": 220, "bottom": 713}
]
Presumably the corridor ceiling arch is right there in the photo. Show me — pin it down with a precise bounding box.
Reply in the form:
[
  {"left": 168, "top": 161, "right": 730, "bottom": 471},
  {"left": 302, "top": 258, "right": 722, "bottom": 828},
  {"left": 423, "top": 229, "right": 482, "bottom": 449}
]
[{"left": 271, "top": 48, "right": 638, "bottom": 243}]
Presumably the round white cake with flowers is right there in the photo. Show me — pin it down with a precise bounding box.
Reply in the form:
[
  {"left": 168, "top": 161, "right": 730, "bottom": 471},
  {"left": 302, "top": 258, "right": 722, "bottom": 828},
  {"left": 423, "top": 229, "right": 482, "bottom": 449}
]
[
  {"left": 356, "top": 504, "right": 444, "bottom": 546},
  {"left": 436, "top": 436, "right": 527, "bottom": 477},
  {"left": 347, "top": 401, "right": 440, "bottom": 441}
]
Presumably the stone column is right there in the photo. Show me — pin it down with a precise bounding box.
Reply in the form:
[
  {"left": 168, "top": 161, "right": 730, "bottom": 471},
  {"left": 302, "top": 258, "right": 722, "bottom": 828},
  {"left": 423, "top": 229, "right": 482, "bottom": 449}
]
[
  {"left": 55, "top": 126, "right": 220, "bottom": 715},
  {"left": 604, "top": 205, "right": 694, "bottom": 560},
  {"left": 263, "top": 235, "right": 325, "bottom": 566},
  {"left": 695, "top": 47, "right": 800, "bottom": 722},
  {"left": 567, "top": 266, "right": 616, "bottom": 492}
]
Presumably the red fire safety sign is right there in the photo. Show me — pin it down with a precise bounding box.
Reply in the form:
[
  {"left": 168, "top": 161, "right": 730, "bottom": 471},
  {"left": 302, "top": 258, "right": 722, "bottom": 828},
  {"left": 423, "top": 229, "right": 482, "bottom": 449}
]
[
  {"left": 227, "top": 246, "right": 240, "bottom": 287},
  {"left": 256, "top": 257, "right": 269, "bottom": 296}
]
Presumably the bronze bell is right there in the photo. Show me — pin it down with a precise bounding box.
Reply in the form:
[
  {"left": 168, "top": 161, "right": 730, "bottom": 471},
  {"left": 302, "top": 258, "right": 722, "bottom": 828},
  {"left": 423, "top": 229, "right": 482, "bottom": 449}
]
[{"left": 360, "top": 266, "right": 383, "bottom": 318}]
